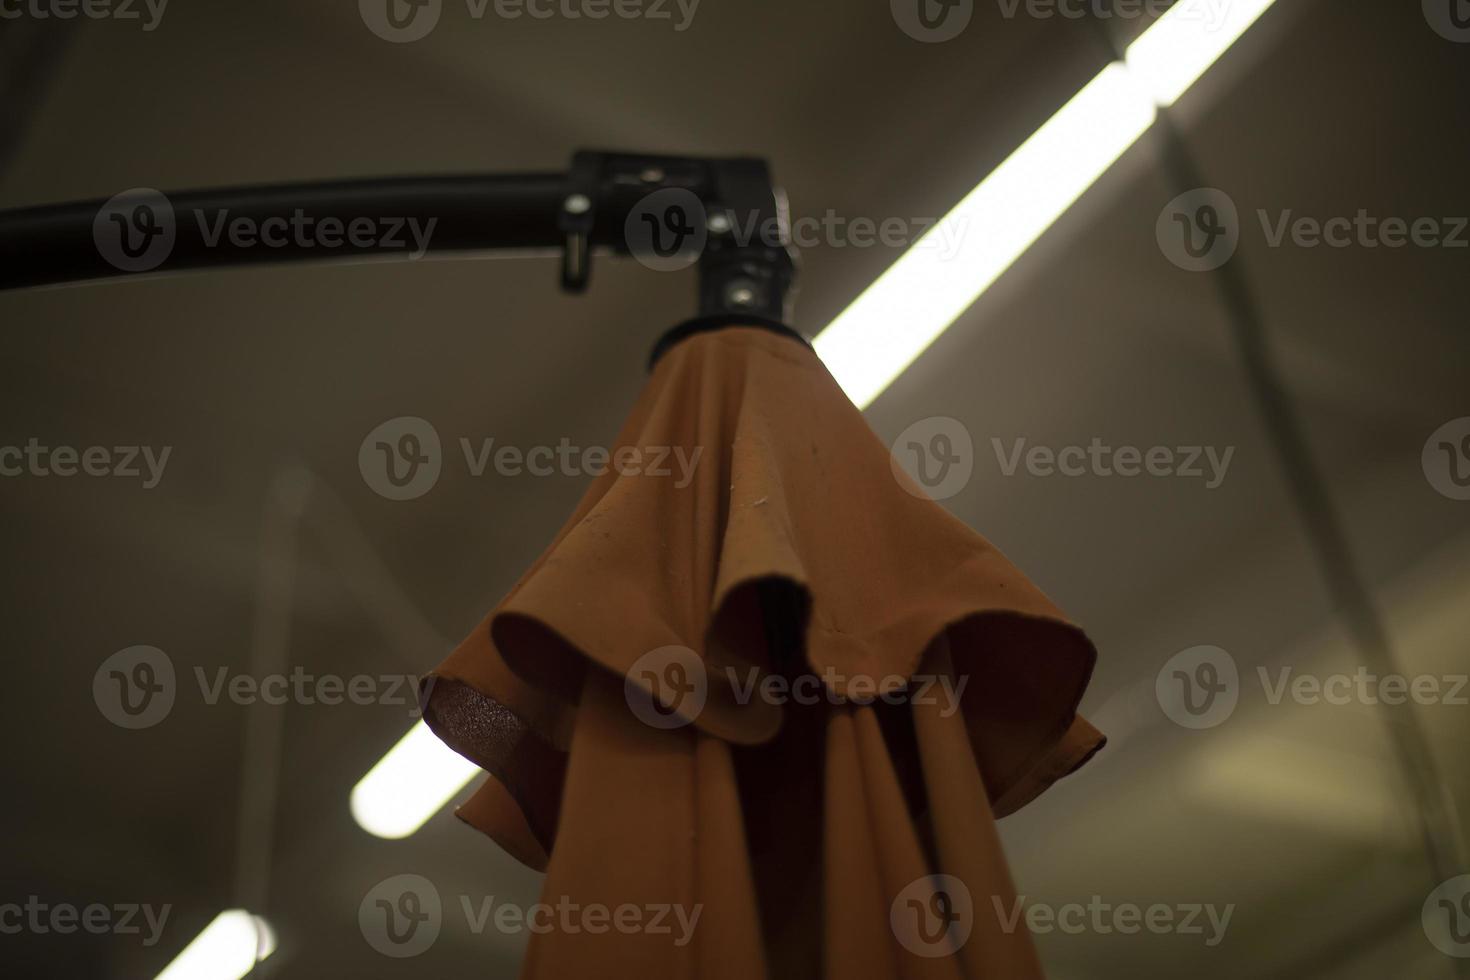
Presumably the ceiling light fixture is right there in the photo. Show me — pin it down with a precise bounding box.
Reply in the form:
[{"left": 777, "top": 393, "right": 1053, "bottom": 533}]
[
  {"left": 155, "top": 910, "right": 275, "bottom": 980},
  {"left": 349, "top": 719, "right": 481, "bottom": 839},
  {"left": 815, "top": 0, "right": 1279, "bottom": 409}
]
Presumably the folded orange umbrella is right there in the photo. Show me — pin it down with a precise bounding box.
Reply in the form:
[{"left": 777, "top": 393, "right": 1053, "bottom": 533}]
[{"left": 423, "top": 322, "right": 1102, "bottom": 978}]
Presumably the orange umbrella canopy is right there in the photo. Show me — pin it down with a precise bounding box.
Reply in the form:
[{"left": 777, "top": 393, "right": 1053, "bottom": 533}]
[{"left": 423, "top": 324, "right": 1102, "bottom": 979}]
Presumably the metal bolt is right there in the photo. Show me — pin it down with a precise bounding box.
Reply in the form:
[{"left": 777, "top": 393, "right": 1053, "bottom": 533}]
[
  {"left": 563, "top": 194, "right": 591, "bottom": 215},
  {"left": 725, "top": 282, "right": 757, "bottom": 308}
]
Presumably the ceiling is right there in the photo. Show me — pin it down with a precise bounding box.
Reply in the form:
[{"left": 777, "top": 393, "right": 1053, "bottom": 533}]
[{"left": 1, "top": 0, "right": 1467, "bottom": 977}]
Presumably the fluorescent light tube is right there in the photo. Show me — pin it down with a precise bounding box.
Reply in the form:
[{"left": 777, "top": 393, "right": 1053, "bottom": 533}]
[
  {"left": 815, "top": 64, "right": 1156, "bottom": 408},
  {"left": 815, "top": 0, "right": 1279, "bottom": 409},
  {"left": 1126, "top": 0, "right": 1279, "bottom": 108},
  {"left": 350, "top": 720, "right": 480, "bottom": 839},
  {"left": 155, "top": 910, "right": 275, "bottom": 980}
]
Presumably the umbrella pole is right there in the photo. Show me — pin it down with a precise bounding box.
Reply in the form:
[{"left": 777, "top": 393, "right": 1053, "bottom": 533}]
[{"left": 0, "top": 149, "right": 798, "bottom": 321}]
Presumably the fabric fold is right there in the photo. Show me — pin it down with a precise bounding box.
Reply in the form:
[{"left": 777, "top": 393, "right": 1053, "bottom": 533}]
[{"left": 419, "top": 325, "right": 1104, "bottom": 977}]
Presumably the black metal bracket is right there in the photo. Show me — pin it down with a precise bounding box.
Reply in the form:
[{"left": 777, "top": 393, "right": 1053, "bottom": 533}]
[
  {"left": 0, "top": 148, "right": 800, "bottom": 323},
  {"left": 552, "top": 150, "right": 797, "bottom": 320}
]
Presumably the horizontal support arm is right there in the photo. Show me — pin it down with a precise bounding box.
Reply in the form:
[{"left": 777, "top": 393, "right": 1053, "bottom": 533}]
[{"left": 0, "top": 150, "right": 797, "bottom": 321}]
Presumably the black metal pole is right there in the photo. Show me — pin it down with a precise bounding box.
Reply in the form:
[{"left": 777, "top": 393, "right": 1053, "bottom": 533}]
[
  {"left": 0, "top": 173, "right": 570, "bottom": 289},
  {"left": 0, "top": 150, "right": 797, "bottom": 324}
]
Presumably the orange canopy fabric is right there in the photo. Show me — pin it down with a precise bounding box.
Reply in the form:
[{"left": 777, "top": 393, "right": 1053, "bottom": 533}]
[{"left": 423, "top": 325, "right": 1103, "bottom": 978}]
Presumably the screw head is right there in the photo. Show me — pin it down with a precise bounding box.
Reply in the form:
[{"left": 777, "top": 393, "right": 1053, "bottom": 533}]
[
  {"left": 563, "top": 193, "right": 591, "bottom": 215},
  {"left": 725, "top": 284, "right": 757, "bottom": 307},
  {"left": 707, "top": 212, "right": 732, "bottom": 235}
]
